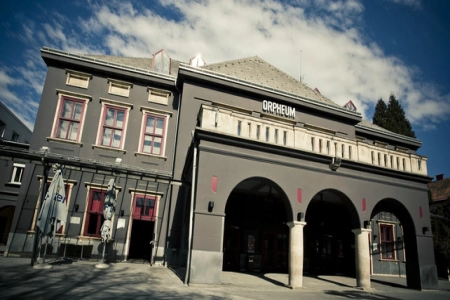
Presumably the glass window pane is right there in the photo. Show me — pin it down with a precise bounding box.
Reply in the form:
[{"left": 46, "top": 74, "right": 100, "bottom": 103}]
[
  {"left": 116, "top": 111, "right": 124, "bottom": 128},
  {"left": 87, "top": 214, "right": 100, "bottom": 235},
  {"left": 143, "top": 135, "right": 152, "bottom": 153},
  {"left": 62, "top": 100, "right": 73, "bottom": 118},
  {"left": 153, "top": 137, "right": 161, "bottom": 154},
  {"left": 105, "top": 108, "right": 115, "bottom": 126},
  {"left": 146, "top": 116, "right": 155, "bottom": 133},
  {"left": 102, "top": 128, "right": 112, "bottom": 146},
  {"left": 68, "top": 122, "right": 79, "bottom": 140},
  {"left": 73, "top": 102, "right": 83, "bottom": 120},
  {"left": 57, "top": 120, "right": 69, "bottom": 139},
  {"left": 112, "top": 129, "right": 122, "bottom": 147},
  {"left": 155, "top": 118, "right": 164, "bottom": 135}
]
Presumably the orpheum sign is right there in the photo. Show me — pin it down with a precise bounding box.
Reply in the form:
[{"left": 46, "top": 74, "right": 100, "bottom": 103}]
[{"left": 262, "top": 100, "right": 295, "bottom": 118}]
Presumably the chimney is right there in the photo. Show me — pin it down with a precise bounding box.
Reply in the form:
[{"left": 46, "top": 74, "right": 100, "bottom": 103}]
[
  {"left": 436, "top": 174, "right": 444, "bottom": 181},
  {"left": 189, "top": 54, "right": 205, "bottom": 67}
]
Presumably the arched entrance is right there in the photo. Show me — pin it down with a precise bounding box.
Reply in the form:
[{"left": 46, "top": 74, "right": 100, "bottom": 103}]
[
  {"left": 304, "top": 189, "right": 359, "bottom": 276},
  {"left": 0, "top": 206, "right": 15, "bottom": 245},
  {"left": 370, "top": 198, "right": 419, "bottom": 289},
  {"left": 223, "top": 177, "right": 292, "bottom": 273}
]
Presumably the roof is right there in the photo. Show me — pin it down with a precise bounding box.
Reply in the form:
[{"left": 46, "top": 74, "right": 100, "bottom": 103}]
[
  {"left": 200, "top": 56, "right": 342, "bottom": 108},
  {"left": 429, "top": 177, "right": 450, "bottom": 202}
]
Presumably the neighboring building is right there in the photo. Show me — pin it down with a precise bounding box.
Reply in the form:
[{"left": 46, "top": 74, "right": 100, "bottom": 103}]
[
  {"left": 2, "top": 47, "right": 438, "bottom": 290},
  {"left": 0, "top": 101, "right": 32, "bottom": 247}
]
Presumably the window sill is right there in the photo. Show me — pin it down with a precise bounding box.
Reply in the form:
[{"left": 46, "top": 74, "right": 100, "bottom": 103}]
[
  {"left": 5, "top": 182, "right": 21, "bottom": 187},
  {"left": 77, "top": 235, "right": 102, "bottom": 241},
  {"left": 379, "top": 258, "right": 399, "bottom": 262},
  {"left": 135, "top": 152, "right": 167, "bottom": 160},
  {"left": 47, "top": 137, "right": 83, "bottom": 146},
  {"left": 92, "top": 145, "right": 126, "bottom": 154}
]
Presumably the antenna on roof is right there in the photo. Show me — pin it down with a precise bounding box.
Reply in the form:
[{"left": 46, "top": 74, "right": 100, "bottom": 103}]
[{"left": 299, "top": 50, "right": 305, "bottom": 83}]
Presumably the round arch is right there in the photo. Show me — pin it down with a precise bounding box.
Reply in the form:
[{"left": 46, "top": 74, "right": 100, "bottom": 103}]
[
  {"left": 370, "top": 198, "right": 419, "bottom": 288},
  {"left": 223, "top": 176, "right": 293, "bottom": 272},
  {"left": 304, "top": 189, "right": 360, "bottom": 276}
]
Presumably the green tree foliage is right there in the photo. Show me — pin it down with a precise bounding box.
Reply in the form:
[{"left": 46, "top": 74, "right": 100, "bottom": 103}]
[
  {"left": 372, "top": 94, "right": 416, "bottom": 138},
  {"left": 373, "top": 98, "right": 387, "bottom": 128}
]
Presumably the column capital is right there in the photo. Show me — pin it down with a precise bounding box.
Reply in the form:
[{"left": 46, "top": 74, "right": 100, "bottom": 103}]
[
  {"left": 286, "top": 221, "right": 306, "bottom": 229},
  {"left": 352, "top": 228, "right": 372, "bottom": 235}
]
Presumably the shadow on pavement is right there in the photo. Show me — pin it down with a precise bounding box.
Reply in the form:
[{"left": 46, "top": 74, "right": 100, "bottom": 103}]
[
  {"left": 371, "top": 278, "right": 408, "bottom": 289},
  {"left": 324, "top": 290, "right": 401, "bottom": 299}
]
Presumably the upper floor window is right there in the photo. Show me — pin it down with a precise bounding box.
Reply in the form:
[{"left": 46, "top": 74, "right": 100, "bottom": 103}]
[
  {"left": 66, "top": 69, "right": 91, "bottom": 89},
  {"left": 283, "top": 131, "right": 287, "bottom": 146},
  {"left": 108, "top": 79, "right": 132, "bottom": 98},
  {"left": 148, "top": 87, "right": 170, "bottom": 105},
  {"left": 152, "top": 49, "right": 171, "bottom": 74},
  {"left": 11, "top": 131, "right": 19, "bottom": 142},
  {"left": 0, "top": 120, "right": 5, "bottom": 138},
  {"left": 274, "top": 129, "right": 279, "bottom": 144},
  {"left": 138, "top": 108, "right": 170, "bottom": 157},
  {"left": 96, "top": 100, "right": 131, "bottom": 150},
  {"left": 52, "top": 93, "right": 89, "bottom": 142},
  {"left": 10, "top": 163, "right": 25, "bottom": 184},
  {"left": 237, "top": 121, "right": 242, "bottom": 136},
  {"left": 256, "top": 125, "right": 261, "bottom": 140},
  {"left": 265, "top": 127, "right": 270, "bottom": 142}
]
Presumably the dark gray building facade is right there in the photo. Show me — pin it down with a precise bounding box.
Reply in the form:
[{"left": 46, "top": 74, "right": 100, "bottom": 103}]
[{"left": 3, "top": 48, "right": 438, "bottom": 290}]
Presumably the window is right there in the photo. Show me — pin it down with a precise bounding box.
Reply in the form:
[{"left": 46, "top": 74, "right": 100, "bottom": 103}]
[
  {"left": 99, "top": 106, "right": 127, "bottom": 148},
  {"left": 256, "top": 125, "right": 261, "bottom": 140},
  {"left": 311, "top": 137, "right": 315, "bottom": 151},
  {"left": 0, "top": 120, "right": 5, "bottom": 137},
  {"left": 84, "top": 189, "right": 106, "bottom": 237},
  {"left": 237, "top": 121, "right": 242, "bottom": 136},
  {"left": 371, "top": 151, "right": 375, "bottom": 164},
  {"left": 326, "top": 141, "right": 330, "bottom": 154},
  {"left": 52, "top": 94, "right": 89, "bottom": 142},
  {"left": 148, "top": 87, "right": 170, "bottom": 105},
  {"left": 319, "top": 139, "right": 322, "bottom": 153},
  {"left": 403, "top": 158, "right": 406, "bottom": 171},
  {"left": 11, "top": 131, "right": 19, "bottom": 142},
  {"left": 341, "top": 144, "right": 345, "bottom": 158},
  {"left": 248, "top": 123, "right": 251, "bottom": 138},
  {"left": 378, "top": 153, "right": 381, "bottom": 166},
  {"left": 396, "top": 157, "right": 400, "bottom": 170},
  {"left": 108, "top": 79, "right": 132, "bottom": 97},
  {"left": 66, "top": 70, "right": 91, "bottom": 89},
  {"left": 418, "top": 158, "right": 422, "bottom": 170},
  {"left": 348, "top": 146, "right": 352, "bottom": 159},
  {"left": 384, "top": 154, "right": 387, "bottom": 167},
  {"left": 390, "top": 156, "right": 394, "bottom": 168},
  {"left": 380, "top": 224, "right": 396, "bottom": 260},
  {"left": 10, "top": 163, "right": 25, "bottom": 184},
  {"left": 132, "top": 194, "right": 157, "bottom": 221},
  {"left": 140, "top": 112, "right": 168, "bottom": 156},
  {"left": 152, "top": 49, "right": 171, "bottom": 74},
  {"left": 283, "top": 131, "right": 287, "bottom": 146},
  {"left": 274, "top": 129, "right": 278, "bottom": 144},
  {"left": 265, "top": 127, "right": 270, "bottom": 142}
]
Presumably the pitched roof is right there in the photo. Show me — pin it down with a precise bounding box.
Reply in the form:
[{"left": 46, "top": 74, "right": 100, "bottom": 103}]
[
  {"left": 200, "top": 56, "right": 341, "bottom": 108},
  {"left": 429, "top": 177, "right": 450, "bottom": 202}
]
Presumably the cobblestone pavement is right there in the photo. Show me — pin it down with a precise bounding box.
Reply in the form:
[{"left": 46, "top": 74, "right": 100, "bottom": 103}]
[{"left": 0, "top": 257, "right": 449, "bottom": 300}]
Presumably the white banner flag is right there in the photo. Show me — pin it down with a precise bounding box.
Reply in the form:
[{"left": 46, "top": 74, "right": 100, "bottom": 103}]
[{"left": 36, "top": 168, "right": 67, "bottom": 237}]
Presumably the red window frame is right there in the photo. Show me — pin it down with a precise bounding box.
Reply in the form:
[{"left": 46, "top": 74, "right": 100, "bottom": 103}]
[
  {"left": 54, "top": 96, "right": 86, "bottom": 141},
  {"left": 380, "top": 224, "right": 396, "bottom": 260},
  {"left": 99, "top": 105, "right": 127, "bottom": 148},
  {"left": 141, "top": 113, "right": 166, "bottom": 155},
  {"left": 132, "top": 194, "right": 157, "bottom": 221},
  {"left": 84, "top": 189, "right": 106, "bottom": 237}
]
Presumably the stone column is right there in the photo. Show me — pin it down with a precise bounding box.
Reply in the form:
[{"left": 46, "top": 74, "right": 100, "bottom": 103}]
[
  {"left": 352, "top": 228, "right": 372, "bottom": 289},
  {"left": 287, "top": 221, "right": 306, "bottom": 289}
]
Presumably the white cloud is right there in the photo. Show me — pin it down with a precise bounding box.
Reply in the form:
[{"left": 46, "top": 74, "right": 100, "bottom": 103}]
[
  {"left": 3, "top": 0, "right": 449, "bottom": 132},
  {"left": 386, "top": 0, "right": 421, "bottom": 9}
]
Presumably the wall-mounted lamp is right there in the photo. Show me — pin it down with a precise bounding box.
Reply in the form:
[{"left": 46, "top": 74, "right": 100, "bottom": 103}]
[
  {"left": 74, "top": 204, "right": 79, "bottom": 212},
  {"left": 364, "top": 220, "right": 371, "bottom": 229},
  {"left": 120, "top": 210, "right": 124, "bottom": 217},
  {"left": 208, "top": 201, "right": 214, "bottom": 212},
  {"left": 297, "top": 212, "right": 304, "bottom": 222},
  {"left": 422, "top": 226, "right": 429, "bottom": 235},
  {"left": 330, "top": 157, "right": 342, "bottom": 171}
]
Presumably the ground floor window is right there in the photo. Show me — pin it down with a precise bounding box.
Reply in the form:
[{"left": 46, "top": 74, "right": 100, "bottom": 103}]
[
  {"left": 84, "top": 189, "right": 106, "bottom": 237},
  {"left": 380, "top": 223, "right": 396, "bottom": 260}
]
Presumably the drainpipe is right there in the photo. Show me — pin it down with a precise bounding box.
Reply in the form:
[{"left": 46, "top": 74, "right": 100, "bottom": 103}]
[{"left": 184, "top": 133, "right": 197, "bottom": 286}]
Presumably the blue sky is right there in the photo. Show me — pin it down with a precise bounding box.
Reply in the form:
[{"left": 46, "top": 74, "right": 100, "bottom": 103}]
[{"left": 0, "top": 0, "right": 449, "bottom": 180}]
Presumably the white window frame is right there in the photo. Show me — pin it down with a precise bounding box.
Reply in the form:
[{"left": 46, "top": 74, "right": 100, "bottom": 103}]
[
  {"left": 136, "top": 107, "right": 172, "bottom": 159},
  {"left": 94, "top": 98, "right": 132, "bottom": 152},
  {"left": 49, "top": 90, "right": 91, "bottom": 144},
  {"left": 10, "top": 163, "right": 25, "bottom": 184}
]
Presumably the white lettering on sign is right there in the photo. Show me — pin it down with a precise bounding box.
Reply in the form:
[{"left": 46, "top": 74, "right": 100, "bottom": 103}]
[{"left": 262, "top": 100, "right": 295, "bottom": 118}]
